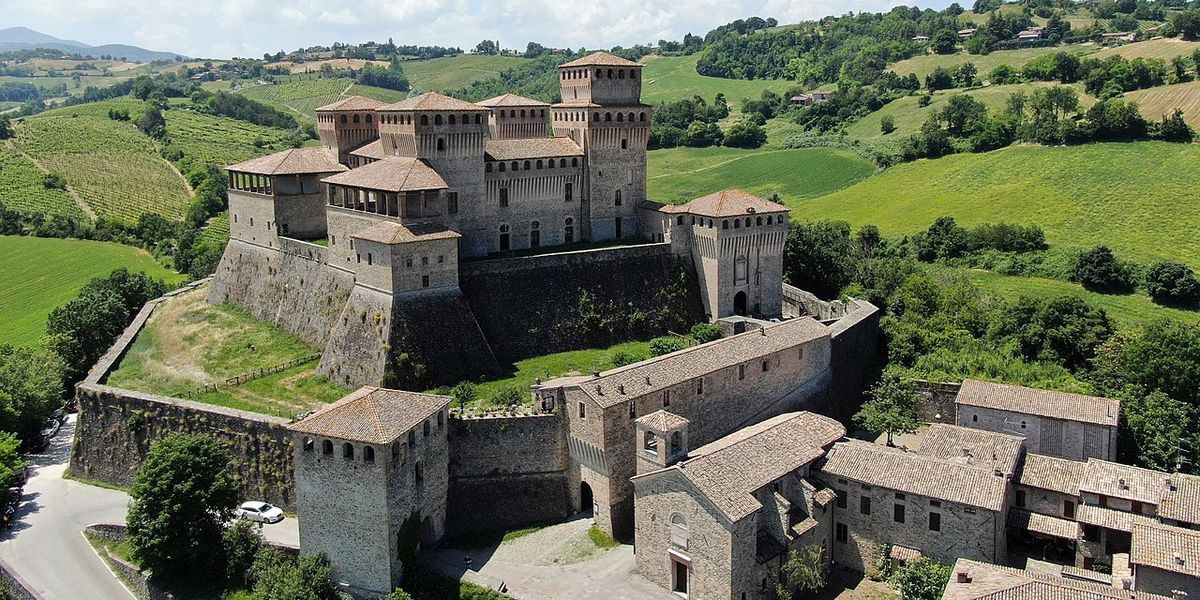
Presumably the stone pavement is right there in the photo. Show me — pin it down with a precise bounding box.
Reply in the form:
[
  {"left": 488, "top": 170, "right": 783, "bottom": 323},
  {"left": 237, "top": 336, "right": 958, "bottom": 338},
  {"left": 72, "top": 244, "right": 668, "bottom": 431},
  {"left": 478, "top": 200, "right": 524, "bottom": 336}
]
[{"left": 424, "top": 515, "right": 677, "bottom": 600}]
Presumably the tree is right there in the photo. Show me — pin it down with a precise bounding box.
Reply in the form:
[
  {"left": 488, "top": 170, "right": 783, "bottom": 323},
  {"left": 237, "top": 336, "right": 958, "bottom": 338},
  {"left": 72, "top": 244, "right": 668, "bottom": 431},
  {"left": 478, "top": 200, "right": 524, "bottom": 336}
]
[
  {"left": 1172, "top": 10, "right": 1200, "bottom": 40},
  {"left": 0, "top": 117, "right": 12, "bottom": 140},
  {"left": 775, "top": 545, "right": 827, "bottom": 600},
  {"left": 925, "top": 66, "right": 955, "bottom": 90},
  {"left": 1091, "top": 319, "right": 1200, "bottom": 407},
  {"left": 127, "top": 434, "right": 238, "bottom": 581},
  {"left": 954, "top": 62, "right": 978, "bottom": 87},
  {"left": 223, "top": 519, "right": 263, "bottom": 586},
  {"left": 988, "top": 296, "right": 1115, "bottom": 369},
  {"left": 251, "top": 548, "right": 339, "bottom": 600},
  {"left": 1119, "top": 390, "right": 1197, "bottom": 472},
  {"left": 136, "top": 104, "right": 166, "bottom": 139},
  {"left": 915, "top": 216, "right": 968, "bottom": 261},
  {"left": 689, "top": 323, "right": 724, "bottom": 344},
  {"left": 891, "top": 559, "right": 953, "bottom": 600},
  {"left": 880, "top": 114, "right": 897, "bottom": 134},
  {"left": 1145, "top": 261, "right": 1200, "bottom": 306},
  {"left": 854, "top": 374, "right": 921, "bottom": 446},
  {"left": 450, "top": 381, "right": 478, "bottom": 411},
  {"left": 474, "top": 40, "right": 499, "bottom": 55},
  {"left": 783, "top": 220, "right": 854, "bottom": 300},
  {"left": 931, "top": 30, "right": 959, "bottom": 54},
  {"left": 683, "top": 120, "right": 723, "bottom": 147},
  {"left": 722, "top": 119, "right": 767, "bottom": 148},
  {"left": 973, "top": 0, "right": 1001, "bottom": 13},
  {"left": 1072, "top": 246, "right": 1134, "bottom": 293},
  {"left": 524, "top": 42, "right": 547, "bottom": 58},
  {"left": 989, "top": 64, "right": 1020, "bottom": 85},
  {"left": 1152, "top": 109, "right": 1194, "bottom": 143},
  {"left": 937, "top": 95, "right": 988, "bottom": 137},
  {"left": 0, "top": 345, "right": 64, "bottom": 444},
  {"left": 0, "top": 432, "right": 25, "bottom": 487}
]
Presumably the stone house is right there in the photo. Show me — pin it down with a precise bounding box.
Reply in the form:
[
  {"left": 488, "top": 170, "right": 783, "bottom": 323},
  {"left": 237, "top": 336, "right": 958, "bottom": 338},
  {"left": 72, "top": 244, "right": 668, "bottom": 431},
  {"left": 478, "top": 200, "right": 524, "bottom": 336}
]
[
  {"left": 534, "top": 315, "right": 834, "bottom": 539},
  {"left": 288, "top": 387, "right": 451, "bottom": 597},
  {"left": 1130, "top": 523, "right": 1200, "bottom": 597},
  {"left": 631, "top": 411, "right": 845, "bottom": 600},
  {"left": 942, "top": 558, "right": 1170, "bottom": 600},
  {"left": 954, "top": 380, "right": 1120, "bottom": 462},
  {"left": 816, "top": 438, "right": 1012, "bottom": 571}
]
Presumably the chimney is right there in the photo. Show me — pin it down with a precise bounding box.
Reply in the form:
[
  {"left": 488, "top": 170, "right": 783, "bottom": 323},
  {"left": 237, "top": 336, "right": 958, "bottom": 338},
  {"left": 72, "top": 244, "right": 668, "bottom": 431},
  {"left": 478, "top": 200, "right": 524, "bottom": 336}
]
[
  {"left": 593, "top": 371, "right": 600, "bottom": 378},
  {"left": 618, "top": 384, "right": 625, "bottom": 395},
  {"left": 956, "top": 570, "right": 971, "bottom": 584},
  {"left": 1166, "top": 477, "right": 1176, "bottom": 492},
  {"left": 596, "top": 385, "right": 603, "bottom": 396},
  {"left": 645, "top": 376, "right": 651, "bottom": 386},
  {"left": 1175, "top": 552, "right": 1186, "bottom": 566},
  {"left": 1119, "top": 478, "right": 1130, "bottom": 490}
]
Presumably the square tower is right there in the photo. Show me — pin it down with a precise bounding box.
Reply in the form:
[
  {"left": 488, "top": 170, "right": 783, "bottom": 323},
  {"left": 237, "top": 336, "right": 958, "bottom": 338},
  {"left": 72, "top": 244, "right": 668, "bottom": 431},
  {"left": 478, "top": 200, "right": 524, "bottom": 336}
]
[
  {"left": 225, "top": 147, "right": 347, "bottom": 245},
  {"left": 289, "top": 387, "right": 451, "bottom": 598},
  {"left": 551, "top": 52, "right": 651, "bottom": 243},
  {"left": 316, "top": 96, "right": 387, "bottom": 165},
  {"left": 635, "top": 410, "right": 690, "bottom": 476},
  {"left": 477, "top": 94, "right": 551, "bottom": 139}
]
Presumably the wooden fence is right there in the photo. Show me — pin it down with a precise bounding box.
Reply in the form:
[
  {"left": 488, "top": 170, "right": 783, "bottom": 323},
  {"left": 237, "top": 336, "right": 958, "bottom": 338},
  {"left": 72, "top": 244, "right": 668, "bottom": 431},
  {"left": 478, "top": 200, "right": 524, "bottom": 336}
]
[{"left": 181, "top": 353, "right": 322, "bottom": 399}]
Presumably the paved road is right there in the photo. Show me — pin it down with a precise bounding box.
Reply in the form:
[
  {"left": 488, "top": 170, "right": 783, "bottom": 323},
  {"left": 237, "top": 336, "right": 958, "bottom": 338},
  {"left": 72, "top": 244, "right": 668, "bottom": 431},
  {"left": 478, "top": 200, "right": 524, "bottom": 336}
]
[{"left": 0, "top": 415, "right": 299, "bottom": 599}]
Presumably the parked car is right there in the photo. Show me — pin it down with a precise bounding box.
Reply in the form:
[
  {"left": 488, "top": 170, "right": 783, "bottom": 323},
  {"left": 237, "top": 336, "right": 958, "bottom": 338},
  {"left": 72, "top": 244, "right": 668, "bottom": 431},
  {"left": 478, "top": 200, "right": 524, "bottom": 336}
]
[
  {"left": 51, "top": 408, "right": 67, "bottom": 425},
  {"left": 236, "top": 501, "right": 284, "bottom": 524}
]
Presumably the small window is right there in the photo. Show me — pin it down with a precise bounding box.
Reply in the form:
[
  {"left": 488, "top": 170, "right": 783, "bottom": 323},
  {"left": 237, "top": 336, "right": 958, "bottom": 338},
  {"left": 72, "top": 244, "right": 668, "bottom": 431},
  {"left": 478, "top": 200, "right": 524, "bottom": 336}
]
[
  {"left": 415, "top": 461, "right": 423, "bottom": 484},
  {"left": 836, "top": 489, "right": 847, "bottom": 508},
  {"left": 408, "top": 430, "right": 416, "bottom": 447},
  {"left": 663, "top": 390, "right": 670, "bottom": 407},
  {"left": 929, "top": 512, "right": 941, "bottom": 532},
  {"left": 972, "top": 414, "right": 978, "bottom": 422},
  {"left": 895, "top": 492, "right": 906, "bottom": 500},
  {"left": 1016, "top": 490, "right": 1026, "bottom": 508},
  {"left": 836, "top": 523, "right": 848, "bottom": 543},
  {"left": 860, "top": 496, "right": 871, "bottom": 515},
  {"left": 447, "top": 192, "right": 458, "bottom": 214},
  {"left": 643, "top": 431, "right": 657, "bottom": 453},
  {"left": 578, "top": 402, "right": 586, "bottom": 418},
  {"left": 322, "top": 440, "right": 333, "bottom": 454},
  {"left": 696, "top": 378, "right": 703, "bottom": 395},
  {"left": 670, "top": 513, "right": 688, "bottom": 548},
  {"left": 423, "top": 420, "right": 431, "bottom": 436},
  {"left": 343, "top": 442, "right": 354, "bottom": 460},
  {"left": 422, "top": 275, "right": 430, "bottom": 288},
  {"left": 894, "top": 503, "right": 905, "bottom": 523},
  {"left": 391, "top": 441, "right": 400, "bottom": 460},
  {"left": 366, "top": 252, "right": 372, "bottom": 266},
  {"left": 762, "top": 360, "right": 770, "bottom": 372},
  {"left": 499, "top": 187, "right": 509, "bottom": 207},
  {"left": 303, "top": 437, "right": 314, "bottom": 452},
  {"left": 615, "top": 190, "right": 622, "bottom": 206},
  {"left": 364, "top": 446, "right": 375, "bottom": 463},
  {"left": 738, "top": 364, "right": 745, "bottom": 380}
]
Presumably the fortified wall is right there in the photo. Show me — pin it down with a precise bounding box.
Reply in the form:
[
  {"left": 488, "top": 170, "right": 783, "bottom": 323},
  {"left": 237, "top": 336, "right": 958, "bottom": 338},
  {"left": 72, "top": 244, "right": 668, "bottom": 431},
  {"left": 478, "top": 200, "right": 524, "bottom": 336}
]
[{"left": 459, "top": 243, "right": 705, "bottom": 361}]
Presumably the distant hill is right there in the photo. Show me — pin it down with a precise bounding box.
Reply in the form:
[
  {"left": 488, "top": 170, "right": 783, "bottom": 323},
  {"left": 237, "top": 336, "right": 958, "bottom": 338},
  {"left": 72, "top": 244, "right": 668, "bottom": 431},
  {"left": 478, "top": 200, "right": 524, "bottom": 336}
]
[{"left": 0, "top": 26, "right": 185, "bottom": 62}]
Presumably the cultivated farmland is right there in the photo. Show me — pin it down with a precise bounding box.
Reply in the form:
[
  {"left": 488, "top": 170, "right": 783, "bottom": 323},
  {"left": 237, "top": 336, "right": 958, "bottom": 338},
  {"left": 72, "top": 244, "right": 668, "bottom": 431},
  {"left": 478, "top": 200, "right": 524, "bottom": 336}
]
[
  {"left": 0, "top": 142, "right": 84, "bottom": 219},
  {"left": 640, "top": 54, "right": 798, "bottom": 111},
  {"left": 1126, "top": 80, "right": 1200, "bottom": 127},
  {"left": 235, "top": 77, "right": 409, "bottom": 122},
  {"left": 162, "top": 105, "right": 298, "bottom": 167},
  {"left": 403, "top": 54, "right": 530, "bottom": 92},
  {"left": 1093, "top": 37, "right": 1200, "bottom": 60},
  {"left": 0, "top": 235, "right": 184, "bottom": 347},
  {"left": 888, "top": 44, "right": 1098, "bottom": 81}
]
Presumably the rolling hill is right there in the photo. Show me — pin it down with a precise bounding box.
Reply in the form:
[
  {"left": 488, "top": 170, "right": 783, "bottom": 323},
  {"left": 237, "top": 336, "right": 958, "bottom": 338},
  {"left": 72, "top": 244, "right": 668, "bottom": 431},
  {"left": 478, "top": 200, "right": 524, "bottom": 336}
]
[
  {"left": 1126, "top": 79, "right": 1200, "bottom": 127},
  {"left": 640, "top": 54, "right": 798, "bottom": 110},
  {"left": 403, "top": 54, "right": 530, "bottom": 92},
  {"left": 795, "top": 142, "right": 1200, "bottom": 267},
  {"left": 0, "top": 26, "right": 184, "bottom": 62},
  {"left": 231, "top": 78, "right": 409, "bottom": 123}
]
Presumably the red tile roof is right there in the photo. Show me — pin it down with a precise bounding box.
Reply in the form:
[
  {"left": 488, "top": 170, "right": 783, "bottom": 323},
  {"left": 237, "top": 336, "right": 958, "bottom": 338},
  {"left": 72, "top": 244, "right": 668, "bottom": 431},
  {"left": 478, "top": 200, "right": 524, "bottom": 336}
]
[
  {"left": 680, "top": 189, "right": 790, "bottom": 218},
  {"left": 322, "top": 157, "right": 447, "bottom": 192},
  {"left": 288, "top": 386, "right": 450, "bottom": 444},
  {"left": 381, "top": 92, "right": 485, "bottom": 112},
  {"left": 226, "top": 147, "right": 346, "bottom": 176},
  {"left": 559, "top": 51, "right": 641, "bottom": 68},
  {"left": 316, "top": 95, "right": 388, "bottom": 112}
]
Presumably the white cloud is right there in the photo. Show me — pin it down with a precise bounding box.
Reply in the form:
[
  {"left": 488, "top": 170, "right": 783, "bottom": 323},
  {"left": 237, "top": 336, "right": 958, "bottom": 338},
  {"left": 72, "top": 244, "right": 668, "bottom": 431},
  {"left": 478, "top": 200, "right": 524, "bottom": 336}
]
[{"left": 0, "top": 0, "right": 952, "bottom": 58}]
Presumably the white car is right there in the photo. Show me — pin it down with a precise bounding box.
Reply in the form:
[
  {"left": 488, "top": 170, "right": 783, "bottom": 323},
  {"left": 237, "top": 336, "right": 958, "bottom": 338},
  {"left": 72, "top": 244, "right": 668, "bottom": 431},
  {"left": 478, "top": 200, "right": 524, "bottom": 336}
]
[{"left": 236, "top": 501, "right": 284, "bottom": 524}]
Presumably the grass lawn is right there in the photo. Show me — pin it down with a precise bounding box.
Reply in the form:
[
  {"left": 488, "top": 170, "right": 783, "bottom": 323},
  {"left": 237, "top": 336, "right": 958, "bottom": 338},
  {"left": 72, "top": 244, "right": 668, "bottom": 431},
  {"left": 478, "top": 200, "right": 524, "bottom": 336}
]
[
  {"left": 952, "top": 269, "right": 1200, "bottom": 327},
  {"left": 640, "top": 54, "right": 798, "bottom": 111},
  {"left": 1093, "top": 37, "right": 1200, "bottom": 61},
  {"left": 106, "top": 285, "right": 348, "bottom": 417},
  {"left": 0, "top": 236, "right": 184, "bottom": 347},
  {"left": 647, "top": 146, "right": 876, "bottom": 207},
  {"left": 888, "top": 44, "right": 1097, "bottom": 81},
  {"left": 1126, "top": 79, "right": 1200, "bottom": 128},
  {"left": 797, "top": 142, "right": 1200, "bottom": 267},
  {"left": 235, "top": 77, "right": 409, "bottom": 123},
  {"left": 403, "top": 54, "right": 530, "bottom": 92},
  {"left": 451, "top": 339, "right": 656, "bottom": 405}
]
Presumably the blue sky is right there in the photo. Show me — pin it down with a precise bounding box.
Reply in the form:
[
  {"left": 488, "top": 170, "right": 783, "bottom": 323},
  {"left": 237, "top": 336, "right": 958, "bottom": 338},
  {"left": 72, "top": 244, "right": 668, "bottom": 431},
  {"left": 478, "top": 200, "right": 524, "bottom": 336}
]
[{"left": 1, "top": 0, "right": 951, "bottom": 59}]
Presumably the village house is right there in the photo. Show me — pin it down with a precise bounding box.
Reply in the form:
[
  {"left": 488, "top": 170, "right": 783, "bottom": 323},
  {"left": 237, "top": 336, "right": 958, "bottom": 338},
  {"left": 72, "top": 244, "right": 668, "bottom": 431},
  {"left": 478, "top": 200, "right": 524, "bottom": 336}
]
[{"left": 1130, "top": 523, "right": 1200, "bottom": 596}]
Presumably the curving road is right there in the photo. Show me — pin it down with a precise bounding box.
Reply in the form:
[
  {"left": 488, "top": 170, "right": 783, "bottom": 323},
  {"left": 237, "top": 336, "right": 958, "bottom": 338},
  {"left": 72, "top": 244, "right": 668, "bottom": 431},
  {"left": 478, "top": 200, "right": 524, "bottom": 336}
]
[{"left": 0, "top": 415, "right": 298, "bottom": 599}]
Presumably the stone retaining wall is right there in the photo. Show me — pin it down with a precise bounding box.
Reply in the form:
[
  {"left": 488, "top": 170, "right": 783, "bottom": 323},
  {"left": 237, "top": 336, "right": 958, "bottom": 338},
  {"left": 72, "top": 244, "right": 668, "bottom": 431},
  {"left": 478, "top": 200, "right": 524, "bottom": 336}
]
[{"left": 0, "top": 558, "right": 40, "bottom": 600}]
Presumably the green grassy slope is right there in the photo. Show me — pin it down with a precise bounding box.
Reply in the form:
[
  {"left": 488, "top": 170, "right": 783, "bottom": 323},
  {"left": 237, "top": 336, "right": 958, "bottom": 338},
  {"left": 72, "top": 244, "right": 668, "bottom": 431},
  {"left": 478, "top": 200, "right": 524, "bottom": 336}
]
[
  {"left": 797, "top": 142, "right": 1200, "bottom": 266},
  {"left": 0, "top": 141, "right": 83, "bottom": 219},
  {"left": 1093, "top": 37, "right": 1200, "bottom": 60},
  {"left": 647, "top": 146, "right": 875, "bottom": 206},
  {"left": 889, "top": 44, "right": 1096, "bottom": 81},
  {"left": 1126, "top": 79, "right": 1200, "bottom": 127},
  {"left": 0, "top": 236, "right": 184, "bottom": 347},
  {"left": 162, "top": 105, "right": 297, "bottom": 167},
  {"left": 640, "top": 54, "right": 797, "bottom": 110},
  {"left": 403, "top": 54, "right": 530, "bottom": 92},
  {"left": 235, "top": 78, "right": 409, "bottom": 122}
]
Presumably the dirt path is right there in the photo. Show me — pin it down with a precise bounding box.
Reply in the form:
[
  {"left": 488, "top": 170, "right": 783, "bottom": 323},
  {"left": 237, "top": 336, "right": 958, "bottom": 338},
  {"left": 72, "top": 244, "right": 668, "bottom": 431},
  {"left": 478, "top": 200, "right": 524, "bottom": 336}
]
[{"left": 7, "top": 139, "right": 97, "bottom": 219}]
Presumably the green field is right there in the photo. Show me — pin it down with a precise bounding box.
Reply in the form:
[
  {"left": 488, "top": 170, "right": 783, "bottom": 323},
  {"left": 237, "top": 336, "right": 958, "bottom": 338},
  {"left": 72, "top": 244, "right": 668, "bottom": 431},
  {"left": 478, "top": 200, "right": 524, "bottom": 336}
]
[
  {"left": 640, "top": 54, "right": 798, "bottom": 110},
  {"left": 1126, "top": 79, "right": 1200, "bottom": 127},
  {"left": 961, "top": 269, "right": 1200, "bottom": 327},
  {"left": 839, "top": 82, "right": 1094, "bottom": 140},
  {"left": 889, "top": 44, "right": 1097, "bottom": 81},
  {"left": 107, "top": 286, "right": 348, "bottom": 417},
  {"left": 0, "top": 141, "right": 83, "bottom": 219},
  {"left": 403, "top": 54, "right": 530, "bottom": 92},
  {"left": 13, "top": 109, "right": 192, "bottom": 223},
  {"left": 797, "top": 142, "right": 1200, "bottom": 266},
  {"left": 162, "top": 104, "right": 296, "bottom": 167},
  {"left": 235, "top": 78, "right": 409, "bottom": 122},
  {"left": 0, "top": 236, "right": 184, "bottom": 347},
  {"left": 647, "top": 146, "right": 876, "bottom": 206},
  {"left": 1093, "top": 37, "right": 1200, "bottom": 60}
]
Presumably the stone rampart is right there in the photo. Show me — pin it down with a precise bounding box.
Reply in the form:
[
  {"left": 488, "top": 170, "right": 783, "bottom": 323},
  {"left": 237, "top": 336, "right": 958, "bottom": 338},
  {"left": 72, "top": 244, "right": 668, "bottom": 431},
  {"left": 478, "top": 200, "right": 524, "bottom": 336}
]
[
  {"left": 208, "top": 239, "right": 354, "bottom": 347},
  {"left": 445, "top": 414, "right": 573, "bottom": 536},
  {"left": 822, "top": 298, "right": 883, "bottom": 422},
  {"left": 912, "top": 379, "right": 962, "bottom": 423},
  {"left": 459, "top": 243, "right": 704, "bottom": 361}
]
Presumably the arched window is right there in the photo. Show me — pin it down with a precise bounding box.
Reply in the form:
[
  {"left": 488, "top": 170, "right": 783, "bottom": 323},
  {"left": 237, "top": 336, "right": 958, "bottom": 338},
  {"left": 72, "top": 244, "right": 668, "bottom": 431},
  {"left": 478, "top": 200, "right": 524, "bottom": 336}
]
[
  {"left": 498, "top": 162, "right": 506, "bottom": 172},
  {"left": 670, "top": 513, "right": 688, "bottom": 548},
  {"left": 364, "top": 446, "right": 375, "bottom": 463},
  {"left": 596, "top": 69, "right": 602, "bottom": 78},
  {"left": 521, "top": 109, "right": 527, "bottom": 118},
  {"left": 475, "top": 114, "right": 482, "bottom": 124},
  {"left": 605, "top": 113, "right": 612, "bottom": 122},
  {"left": 536, "top": 160, "right": 543, "bottom": 169},
  {"left": 531, "top": 220, "right": 540, "bottom": 230},
  {"left": 343, "top": 442, "right": 354, "bottom": 459},
  {"left": 366, "top": 114, "right": 373, "bottom": 123},
  {"left": 548, "top": 159, "right": 555, "bottom": 169},
  {"left": 565, "top": 217, "right": 575, "bottom": 243},
  {"left": 437, "top": 138, "right": 445, "bottom": 152},
  {"left": 438, "top": 410, "right": 444, "bottom": 428},
  {"left": 615, "top": 190, "right": 622, "bottom": 206},
  {"left": 322, "top": 440, "right": 333, "bottom": 454},
  {"left": 571, "top": 158, "right": 578, "bottom": 167},
  {"left": 303, "top": 437, "right": 314, "bottom": 452},
  {"left": 607, "top": 68, "right": 614, "bottom": 78},
  {"left": 463, "top": 114, "right": 470, "bottom": 124},
  {"left": 340, "top": 114, "right": 347, "bottom": 124},
  {"left": 524, "top": 160, "right": 531, "bottom": 170},
  {"left": 619, "top": 69, "right": 625, "bottom": 79},
  {"left": 353, "top": 114, "right": 360, "bottom": 124},
  {"left": 643, "top": 431, "right": 658, "bottom": 453},
  {"left": 734, "top": 219, "right": 740, "bottom": 229},
  {"left": 745, "top": 218, "right": 752, "bottom": 228},
  {"left": 756, "top": 216, "right": 762, "bottom": 226},
  {"left": 414, "top": 461, "right": 423, "bottom": 484},
  {"left": 500, "top": 224, "right": 510, "bottom": 233},
  {"left": 560, "top": 158, "right": 567, "bottom": 168},
  {"left": 420, "top": 115, "right": 428, "bottom": 125},
  {"left": 511, "top": 161, "right": 519, "bottom": 171},
  {"left": 434, "top": 114, "right": 443, "bottom": 125},
  {"left": 766, "top": 216, "right": 772, "bottom": 224},
  {"left": 723, "top": 220, "right": 729, "bottom": 230},
  {"left": 617, "top": 113, "right": 624, "bottom": 122},
  {"left": 593, "top": 112, "right": 600, "bottom": 122},
  {"left": 628, "top": 112, "right": 635, "bottom": 122},
  {"left": 423, "top": 420, "right": 430, "bottom": 436},
  {"left": 448, "top": 114, "right": 456, "bottom": 125}
]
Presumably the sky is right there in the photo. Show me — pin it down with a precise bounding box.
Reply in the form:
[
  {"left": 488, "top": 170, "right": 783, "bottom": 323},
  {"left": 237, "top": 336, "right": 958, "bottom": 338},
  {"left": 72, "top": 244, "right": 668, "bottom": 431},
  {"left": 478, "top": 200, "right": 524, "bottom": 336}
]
[{"left": 1, "top": 0, "right": 949, "bottom": 60}]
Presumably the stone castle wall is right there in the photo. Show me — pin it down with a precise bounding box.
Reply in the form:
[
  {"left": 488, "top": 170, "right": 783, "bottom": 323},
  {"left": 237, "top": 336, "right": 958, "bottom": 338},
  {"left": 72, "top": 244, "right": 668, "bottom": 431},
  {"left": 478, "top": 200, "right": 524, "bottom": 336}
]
[
  {"left": 823, "top": 299, "right": 883, "bottom": 423},
  {"left": 208, "top": 238, "right": 355, "bottom": 347},
  {"left": 445, "top": 414, "right": 573, "bottom": 537},
  {"left": 913, "top": 380, "right": 963, "bottom": 423},
  {"left": 459, "top": 243, "right": 704, "bottom": 361}
]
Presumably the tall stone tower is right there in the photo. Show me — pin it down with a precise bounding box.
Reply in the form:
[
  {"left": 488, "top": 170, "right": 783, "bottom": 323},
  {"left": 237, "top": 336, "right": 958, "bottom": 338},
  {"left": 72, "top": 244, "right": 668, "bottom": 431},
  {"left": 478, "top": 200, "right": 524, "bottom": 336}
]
[
  {"left": 551, "top": 52, "right": 651, "bottom": 242},
  {"left": 289, "top": 387, "right": 451, "bottom": 598},
  {"left": 316, "top": 96, "right": 387, "bottom": 165},
  {"left": 377, "top": 93, "right": 492, "bottom": 256}
]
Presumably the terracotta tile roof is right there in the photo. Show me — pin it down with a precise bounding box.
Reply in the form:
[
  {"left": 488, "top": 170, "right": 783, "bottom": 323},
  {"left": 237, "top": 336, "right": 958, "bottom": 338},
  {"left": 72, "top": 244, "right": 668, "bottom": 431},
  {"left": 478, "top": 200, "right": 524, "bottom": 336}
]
[
  {"left": 640, "top": 200, "right": 687, "bottom": 213},
  {"left": 559, "top": 51, "right": 641, "bottom": 68},
  {"left": 892, "top": 545, "right": 924, "bottom": 562},
  {"left": 820, "top": 440, "right": 1009, "bottom": 512},
  {"left": 1080, "top": 459, "right": 1168, "bottom": 505},
  {"left": 667, "top": 412, "right": 845, "bottom": 522},
  {"left": 1159, "top": 472, "right": 1200, "bottom": 526},
  {"left": 288, "top": 386, "right": 449, "bottom": 444},
  {"left": 1131, "top": 522, "right": 1200, "bottom": 578},
  {"left": 226, "top": 147, "right": 346, "bottom": 176},
  {"left": 565, "top": 317, "right": 829, "bottom": 409},
  {"left": 1008, "top": 507, "right": 1079, "bottom": 539},
  {"left": 943, "top": 559, "right": 1157, "bottom": 600},
  {"left": 1018, "top": 454, "right": 1086, "bottom": 495},
  {"left": 635, "top": 410, "right": 689, "bottom": 433},
  {"left": 381, "top": 92, "right": 485, "bottom": 112},
  {"left": 955, "top": 380, "right": 1120, "bottom": 427},
  {"left": 349, "top": 139, "right": 384, "bottom": 160},
  {"left": 484, "top": 137, "right": 583, "bottom": 161},
  {"left": 1074, "top": 503, "right": 1160, "bottom": 533},
  {"left": 351, "top": 221, "right": 459, "bottom": 245},
  {"left": 316, "top": 95, "right": 387, "bottom": 112},
  {"left": 322, "top": 157, "right": 447, "bottom": 192},
  {"left": 477, "top": 93, "right": 549, "bottom": 107},
  {"left": 919, "top": 424, "right": 1026, "bottom": 476},
  {"left": 679, "top": 189, "right": 790, "bottom": 218}
]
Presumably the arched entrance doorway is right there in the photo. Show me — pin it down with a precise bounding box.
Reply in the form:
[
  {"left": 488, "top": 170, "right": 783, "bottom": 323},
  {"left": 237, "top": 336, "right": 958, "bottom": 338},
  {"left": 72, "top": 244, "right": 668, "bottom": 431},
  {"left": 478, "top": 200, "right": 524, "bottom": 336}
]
[
  {"left": 734, "top": 291, "right": 748, "bottom": 316},
  {"left": 580, "top": 482, "right": 594, "bottom": 515}
]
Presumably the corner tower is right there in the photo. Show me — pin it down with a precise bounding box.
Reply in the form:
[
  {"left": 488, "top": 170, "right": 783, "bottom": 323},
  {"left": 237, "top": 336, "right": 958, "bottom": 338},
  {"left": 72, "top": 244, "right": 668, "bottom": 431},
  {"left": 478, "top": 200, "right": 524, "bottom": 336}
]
[
  {"left": 551, "top": 52, "right": 650, "bottom": 243},
  {"left": 316, "top": 96, "right": 386, "bottom": 165}
]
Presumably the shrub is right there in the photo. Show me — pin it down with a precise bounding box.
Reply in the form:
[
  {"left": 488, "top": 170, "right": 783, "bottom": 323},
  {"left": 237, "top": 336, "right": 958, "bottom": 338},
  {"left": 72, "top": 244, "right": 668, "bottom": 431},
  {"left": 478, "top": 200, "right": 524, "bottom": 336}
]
[
  {"left": 223, "top": 519, "right": 263, "bottom": 586},
  {"left": 722, "top": 119, "right": 767, "bottom": 148},
  {"left": 610, "top": 351, "right": 645, "bottom": 367},
  {"left": 490, "top": 386, "right": 525, "bottom": 407},
  {"left": 891, "top": 559, "right": 952, "bottom": 600},
  {"left": 649, "top": 336, "right": 688, "bottom": 356},
  {"left": 450, "top": 381, "right": 478, "bottom": 409},
  {"left": 784, "top": 220, "right": 854, "bottom": 299},
  {"left": 688, "top": 323, "right": 725, "bottom": 344},
  {"left": 1072, "top": 246, "right": 1135, "bottom": 293},
  {"left": 41, "top": 173, "right": 66, "bottom": 190},
  {"left": 587, "top": 525, "right": 619, "bottom": 549},
  {"left": 1145, "top": 261, "right": 1200, "bottom": 306},
  {"left": 917, "top": 94, "right": 933, "bottom": 107},
  {"left": 880, "top": 114, "right": 896, "bottom": 134}
]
